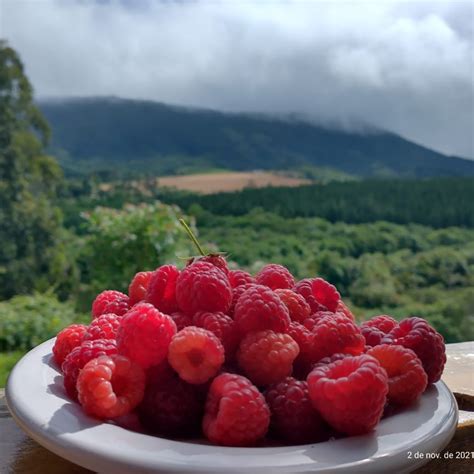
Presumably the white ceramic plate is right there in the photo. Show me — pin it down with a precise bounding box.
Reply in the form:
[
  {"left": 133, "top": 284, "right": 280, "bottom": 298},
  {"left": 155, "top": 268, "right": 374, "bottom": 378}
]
[{"left": 6, "top": 339, "right": 457, "bottom": 474}]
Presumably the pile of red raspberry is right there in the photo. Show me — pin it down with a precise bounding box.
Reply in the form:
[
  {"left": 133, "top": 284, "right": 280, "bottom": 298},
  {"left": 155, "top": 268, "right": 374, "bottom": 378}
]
[{"left": 52, "top": 259, "right": 446, "bottom": 447}]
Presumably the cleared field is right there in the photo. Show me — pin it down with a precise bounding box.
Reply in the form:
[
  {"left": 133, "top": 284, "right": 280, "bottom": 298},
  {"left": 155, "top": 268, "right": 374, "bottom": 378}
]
[{"left": 157, "top": 171, "right": 311, "bottom": 194}]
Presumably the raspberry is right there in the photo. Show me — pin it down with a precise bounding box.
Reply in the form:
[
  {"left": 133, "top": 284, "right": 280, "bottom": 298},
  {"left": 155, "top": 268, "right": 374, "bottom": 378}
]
[
  {"left": 193, "top": 311, "right": 239, "bottom": 359},
  {"left": 170, "top": 311, "right": 193, "bottom": 331},
  {"left": 288, "top": 322, "right": 314, "bottom": 379},
  {"left": 265, "top": 377, "right": 327, "bottom": 444},
  {"left": 228, "top": 270, "right": 255, "bottom": 288},
  {"left": 62, "top": 339, "right": 118, "bottom": 400},
  {"left": 77, "top": 355, "right": 145, "bottom": 419},
  {"left": 116, "top": 302, "right": 177, "bottom": 369},
  {"left": 310, "top": 312, "right": 365, "bottom": 362},
  {"left": 145, "top": 265, "right": 180, "bottom": 314},
  {"left": 313, "top": 352, "right": 353, "bottom": 369},
  {"left": 256, "top": 264, "right": 295, "bottom": 290},
  {"left": 336, "top": 300, "right": 356, "bottom": 321},
  {"left": 234, "top": 285, "right": 290, "bottom": 335},
  {"left": 301, "top": 311, "right": 335, "bottom": 331},
  {"left": 83, "top": 314, "right": 121, "bottom": 341},
  {"left": 176, "top": 261, "right": 232, "bottom": 315},
  {"left": 128, "top": 271, "right": 153, "bottom": 306},
  {"left": 274, "top": 289, "right": 311, "bottom": 323},
  {"left": 168, "top": 326, "right": 225, "bottom": 384},
  {"left": 237, "top": 330, "right": 299, "bottom": 386},
  {"left": 228, "top": 283, "right": 256, "bottom": 317},
  {"left": 307, "top": 354, "right": 388, "bottom": 435},
  {"left": 365, "top": 315, "right": 399, "bottom": 333},
  {"left": 53, "top": 324, "right": 88, "bottom": 367},
  {"left": 294, "top": 278, "right": 340, "bottom": 313},
  {"left": 360, "top": 315, "right": 398, "bottom": 347},
  {"left": 367, "top": 345, "right": 428, "bottom": 405},
  {"left": 203, "top": 373, "right": 270, "bottom": 446},
  {"left": 92, "top": 290, "right": 130, "bottom": 319},
  {"left": 138, "top": 368, "right": 203, "bottom": 436},
  {"left": 187, "top": 254, "right": 229, "bottom": 275},
  {"left": 382, "top": 317, "right": 446, "bottom": 384}
]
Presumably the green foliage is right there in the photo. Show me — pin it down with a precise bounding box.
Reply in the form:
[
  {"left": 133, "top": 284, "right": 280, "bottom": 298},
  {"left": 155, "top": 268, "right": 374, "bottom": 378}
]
[
  {"left": 0, "top": 41, "right": 72, "bottom": 299},
  {"left": 40, "top": 97, "right": 474, "bottom": 178},
  {"left": 76, "top": 202, "right": 195, "bottom": 305},
  {"left": 163, "top": 178, "right": 474, "bottom": 228},
  {"left": 296, "top": 165, "right": 357, "bottom": 183},
  {"left": 0, "top": 294, "right": 87, "bottom": 352},
  {"left": 0, "top": 351, "right": 23, "bottom": 387}
]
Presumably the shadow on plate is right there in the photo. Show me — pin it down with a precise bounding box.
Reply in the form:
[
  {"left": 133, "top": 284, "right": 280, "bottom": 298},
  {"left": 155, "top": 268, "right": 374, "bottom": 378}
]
[{"left": 47, "top": 375, "right": 71, "bottom": 402}]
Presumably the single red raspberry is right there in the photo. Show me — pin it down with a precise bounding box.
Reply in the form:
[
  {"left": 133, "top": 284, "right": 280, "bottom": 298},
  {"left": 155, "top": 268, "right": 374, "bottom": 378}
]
[
  {"left": 360, "top": 315, "right": 398, "bottom": 347},
  {"left": 77, "top": 354, "right": 145, "bottom": 419},
  {"left": 228, "top": 283, "right": 256, "bottom": 317},
  {"left": 307, "top": 354, "right": 388, "bottom": 435},
  {"left": 367, "top": 344, "right": 428, "bottom": 405},
  {"left": 116, "top": 302, "right": 177, "bottom": 369},
  {"left": 228, "top": 270, "right": 255, "bottom": 288},
  {"left": 234, "top": 285, "right": 290, "bottom": 335},
  {"left": 382, "top": 317, "right": 446, "bottom": 384},
  {"left": 62, "top": 339, "right": 118, "bottom": 400},
  {"left": 310, "top": 313, "right": 365, "bottom": 362},
  {"left": 265, "top": 377, "right": 328, "bottom": 444},
  {"left": 168, "top": 326, "right": 225, "bottom": 384},
  {"left": 287, "top": 322, "right": 314, "bottom": 379},
  {"left": 145, "top": 265, "right": 180, "bottom": 314},
  {"left": 53, "top": 324, "right": 88, "bottom": 367},
  {"left": 187, "top": 254, "right": 230, "bottom": 275},
  {"left": 237, "top": 330, "right": 299, "bottom": 386},
  {"left": 138, "top": 368, "right": 203, "bottom": 436},
  {"left": 203, "top": 373, "right": 270, "bottom": 446},
  {"left": 301, "top": 311, "right": 335, "bottom": 331},
  {"left": 313, "top": 352, "right": 353, "bottom": 369},
  {"left": 83, "top": 313, "right": 121, "bottom": 341},
  {"left": 294, "top": 278, "right": 340, "bottom": 313},
  {"left": 128, "top": 271, "right": 153, "bottom": 306},
  {"left": 193, "top": 311, "right": 239, "bottom": 359},
  {"left": 336, "top": 300, "right": 356, "bottom": 321},
  {"left": 274, "top": 289, "right": 311, "bottom": 323},
  {"left": 176, "top": 261, "right": 232, "bottom": 315},
  {"left": 170, "top": 311, "right": 193, "bottom": 331},
  {"left": 365, "top": 315, "right": 399, "bottom": 333},
  {"left": 92, "top": 290, "right": 130, "bottom": 319},
  {"left": 256, "top": 264, "right": 295, "bottom": 290}
]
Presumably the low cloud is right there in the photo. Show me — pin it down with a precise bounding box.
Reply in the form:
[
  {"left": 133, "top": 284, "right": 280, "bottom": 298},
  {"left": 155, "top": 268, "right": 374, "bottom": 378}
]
[{"left": 2, "top": 0, "right": 473, "bottom": 157}]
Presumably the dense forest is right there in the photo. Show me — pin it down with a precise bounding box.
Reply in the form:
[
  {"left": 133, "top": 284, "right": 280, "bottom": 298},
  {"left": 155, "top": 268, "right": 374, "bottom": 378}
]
[
  {"left": 58, "top": 177, "right": 474, "bottom": 229},
  {"left": 1, "top": 42, "right": 474, "bottom": 385},
  {"left": 161, "top": 178, "right": 474, "bottom": 228},
  {"left": 40, "top": 97, "right": 474, "bottom": 178}
]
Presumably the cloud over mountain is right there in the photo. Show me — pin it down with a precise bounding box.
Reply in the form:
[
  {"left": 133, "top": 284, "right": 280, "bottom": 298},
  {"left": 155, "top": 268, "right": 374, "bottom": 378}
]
[{"left": 3, "top": 0, "right": 473, "bottom": 158}]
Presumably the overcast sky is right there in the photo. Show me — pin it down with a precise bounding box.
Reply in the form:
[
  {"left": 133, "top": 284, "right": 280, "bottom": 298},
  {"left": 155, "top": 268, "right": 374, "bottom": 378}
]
[{"left": 1, "top": 0, "right": 473, "bottom": 158}]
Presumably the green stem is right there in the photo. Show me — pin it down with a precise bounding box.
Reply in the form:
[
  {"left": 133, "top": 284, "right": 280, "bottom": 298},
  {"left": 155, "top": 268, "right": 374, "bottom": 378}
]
[{"left": 179, "top": 219, "right": 206, "bottom": 256}]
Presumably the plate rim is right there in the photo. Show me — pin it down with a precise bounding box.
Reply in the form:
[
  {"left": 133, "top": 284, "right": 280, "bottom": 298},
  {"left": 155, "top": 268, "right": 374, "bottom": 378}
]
[{"left": 6, "top": 338, "right": 458, "bottom": 473}]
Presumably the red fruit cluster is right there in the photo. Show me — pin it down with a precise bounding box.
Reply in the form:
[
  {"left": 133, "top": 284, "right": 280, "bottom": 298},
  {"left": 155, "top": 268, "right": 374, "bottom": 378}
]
[{"left": 52, "top": 257, "right": 446, "bottom": 447}]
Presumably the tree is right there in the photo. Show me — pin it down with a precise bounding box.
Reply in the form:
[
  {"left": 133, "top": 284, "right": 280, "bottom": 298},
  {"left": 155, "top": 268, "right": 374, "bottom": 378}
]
[
  {"left": 76, "top": 202, "right": 195, "bottom": 309},
  {"left": 0, "top": 41, "right": 70, "bottom": 298}
]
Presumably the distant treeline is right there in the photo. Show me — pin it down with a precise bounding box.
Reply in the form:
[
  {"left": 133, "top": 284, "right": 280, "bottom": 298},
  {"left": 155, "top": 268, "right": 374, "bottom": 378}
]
[{"left": 161, "top": 178, "right": 474, "bottom": 228}]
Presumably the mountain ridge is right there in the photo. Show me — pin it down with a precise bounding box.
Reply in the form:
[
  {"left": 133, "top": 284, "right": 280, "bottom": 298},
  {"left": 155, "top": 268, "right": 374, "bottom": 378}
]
[{"left": 38, "top": 97, "right": 474, "bottom": 178}]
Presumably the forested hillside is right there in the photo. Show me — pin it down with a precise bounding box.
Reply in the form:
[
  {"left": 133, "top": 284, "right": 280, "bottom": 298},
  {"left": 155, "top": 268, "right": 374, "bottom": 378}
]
[{"left": 39, "top": 97, "right": 474, "bottom": 178}]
